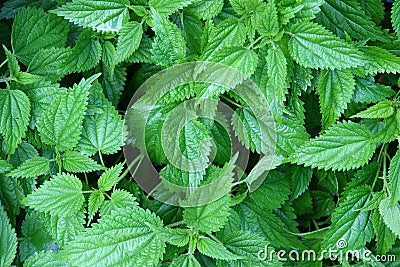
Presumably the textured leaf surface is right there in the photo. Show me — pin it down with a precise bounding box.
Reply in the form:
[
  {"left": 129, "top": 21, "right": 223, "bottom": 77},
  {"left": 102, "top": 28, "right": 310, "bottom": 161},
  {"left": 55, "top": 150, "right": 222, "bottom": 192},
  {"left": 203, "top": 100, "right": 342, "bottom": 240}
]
[
  {"left": 97, "top": 163, "right": 124, "bottom": 191},
  {"left": 54, "top": 0, "right": 129, "bottom": 32},
  {"left": 8, "top": 156, "right": 49, "bottom": 178},
  {"left": 196, "top": 236, "right": 240, "bottom": 260},
  {"left": 0, "top": 204, "right": 17, "bottom": 267},
  {"left": 115, "top": 22, "right": 143, "bottom": 64},
  {"left": 57, "top": 207, "right": 165, "bottom": 267},
  {"left": 288, "top": 21, "right": 364, "bottom": 69},
  {"left": 379, "top": 197, "right": 400, "bottom": 238},
  {"left": 62, "top": 151, "right": 103, "bottom": 173},
  {"left": 316, "top": 69, "right": 355, "bottom": 129},
  {"left": 12, "top": 7, "right": 69, "bottom": 65},
  {"left": 186, "top": 0, "right": 223, "bottom": 20},
  {"left": 0, "top": 89, "right": 31, "bottom": 155},
  {"left": 151, "top": 9, "right": 186, "bottom": 67},
  {"left": 183, "top": 195, "right": 231, "bottom": 234},
  {"left": 389, "top": 149, "right": 400, "bottom": 206},
  {"left": 393, "top": 0, "right": 400, "bottom": 36},
  {"left": 292, "top": 121, "right": 375, "bottom": 171},
  {"left": 149, "top": 0, "right": 196, "bottom": 16},
  {"left": 37, "top": 75, "right": 98, "bottom": 151},
  {"left": 100, "top": 189, "right": 137, "bottom": 216},
  {"left": 22, "top": 173, "right": 84, "bottom": 216},
  {"left": 88, "top": 190, "right": 104, "bottom": 222},
  {"left": 170, "top": 254, "right": 201, "bottom": 267},
  {"left": 372, "top": 209, "right": 396, "bottom": 255},
  {"left": 322, "top": 186, "right": 374, "bottom": 252},
  {"left": 352, "top": 100, "right": 395, "bottom": 119},
  {"left": 24, "top": 251, "right": 66, "bottom": 267}
]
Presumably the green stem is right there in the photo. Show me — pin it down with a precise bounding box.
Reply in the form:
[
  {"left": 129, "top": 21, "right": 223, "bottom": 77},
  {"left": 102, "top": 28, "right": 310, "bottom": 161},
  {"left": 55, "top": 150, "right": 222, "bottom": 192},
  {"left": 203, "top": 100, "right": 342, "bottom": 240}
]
[
  {"left": 120, "top": 154, "right": 144, "bottom": 180},
  {"left": 82, "top": 190, "right": 94, "bottom": 194},
  {"left": 166, "top": 220, "right": 185, "bottom": 228},
  {"left": 0, "top": 59, "right": 8, "bottom": 69},
  {"left": 98, "top": 151, "right": 105, "bottom": 167},
  {"left": 247, "top": 35, "right": 264, "bottom": 49}
]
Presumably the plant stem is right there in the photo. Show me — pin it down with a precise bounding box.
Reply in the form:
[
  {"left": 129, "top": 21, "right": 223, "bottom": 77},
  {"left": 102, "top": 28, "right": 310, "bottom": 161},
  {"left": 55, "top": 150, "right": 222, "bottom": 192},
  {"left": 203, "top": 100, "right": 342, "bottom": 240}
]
[{"left": 0, "top": 59, "right": 8, "bottom": 69}]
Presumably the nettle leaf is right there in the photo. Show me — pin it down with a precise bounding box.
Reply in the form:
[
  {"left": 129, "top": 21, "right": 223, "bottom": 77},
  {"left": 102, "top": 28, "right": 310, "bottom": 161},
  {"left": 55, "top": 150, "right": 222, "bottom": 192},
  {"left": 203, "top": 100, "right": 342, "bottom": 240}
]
[
  {"left": 28, "top": 47, "right": 72, "bottom": 81},
  {"left": 256, "top": 0, "right": 279, "bottom": 37},
  {"left": 151, "top": 8, "right": 186, "bottom": 67},
  {"left": 101, "top": 66, "right": 127, "bottom": 106},
  {"left": 201, "top": 18, "right": 247, "bottom": 61},
  {"left": 115, "top": 21, "right": 143, "bottom": 64},
  {"left": 183, "top": 194, "right": 231, "bottom": 234},
  {"left": 0, "top": 0, "right": 57, "bottom": 20},
  {"left": 0, "top": 89, "right": 31, "bottom": 155},
  {"left": 209, "top": 47, "right": 258, "bottom": 77},
  {"left": 22, "top": 173, "right": 84, "bottom": 216},
  {"left": 316, "top": 0, "right": 389, "bottom": 42},
  {"left": 316, "top": 69, "right": 355, "bottom": 129},
  {"left": 7, "top": 156, "right": 49, "bottom": 178},
  {"left": 100, "top": 189, "right": 137, "bottom": 216},
  {"left": 289, "top": 165, "right": 312, "bottom": 200},
  {"left": 160, "top": 164, "right": 204, "bottom": 188},
  {"left": 389, "top": 149, "right": 400, "bottom": 206},
  {"left": 379, "top": 197, "right": 400, "bottom": 238},
  {"left": 57, "top": 207, "right": 165, "bottom": 267},
  {"left": 352, "top": 76, "right": 395, "bottom": 104},
  {"left": 186, "top": 0, "right": 224, "bottom": 20},
  {"left": 42, "top": 209, "right": 86, "bottom": 247},
  {"left": 127, "top": 35, "right": 154, "bottom": 64},
  {"left": 250, "top": 170, "right": 291, "bottom": 210},
  {"left": 157, "top": 227, "right": 191, "bottom": 247},
  {"left": 62, "top": 151, "right": 103, "bottom": 173},
  {"left": 196, "top": 236, "right": 240, "bottom": 260},
  {"left": 292, "top": 121, "right": 376, "bottom": 171},
  {"left": 37, "top": 75, "right": 99, "bottom": 151},
  {"left": 65, "top": 29, "right": 102, "bottom": 73},
  {"left": 88, "top": 190, "right": 105, "bottom": 222},
  {"left": 236, "top": 199, "right": 303, "bottom": 249},
  {"left": 53, "top": 0, "right": 129, "bottom": 32},
  {"left": 0, "top": 204, "right": 17, "bottom": 267},
  {"left": 372, "top": 209, "right": 396, "bottom": 255},
  {"left": 170, "top": 254, "right": 201, "bottom": 267},
  {"left": 12, "top": 7, "right": 69, "bottom": 65},
  {"left": 149, "top": 0, "right": 196, "bottom": 17},
  {"left": 97, "top": 163, "right": 124, "bottom": 191},
  {"left": 392, "top": 0, "right": 400, "bottom": 37},
  {"left": 323, "top": 186, "right": 374, "bottom": 252},
  {"left": 24, "top": 251, "right": 66, "bottom": 267},
  {"left": 352, "top": 100, "right": 395, "bottom": 119},
  {"left": 288, "top": 21, "right": 364, "bottom": 69}
]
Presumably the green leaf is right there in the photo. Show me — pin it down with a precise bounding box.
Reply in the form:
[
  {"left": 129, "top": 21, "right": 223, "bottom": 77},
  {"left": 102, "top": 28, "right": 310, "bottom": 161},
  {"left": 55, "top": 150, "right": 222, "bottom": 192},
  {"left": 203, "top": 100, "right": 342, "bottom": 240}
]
[
  {"left": 0, "top": 160, "right": 12, "bottom": 173},
  {"left": 372, "top": 209, "right": 396, "bottom": 255},
  {"left": 19, "top": 211, "right": 54, "bottom": 261},
  {"left": 0, "top": 173, "right": 24, "bottom": 223},
  {"left": 24, "top": 251, "right": 66, "bottom": 267},
  {"left": 65, "top": 29, "right": 102, "bottom": 73},
  {"left": 157, "top": 227, "right": 191, "bottom": 247},
  {"left": 322, "top": 186, "right": 374, "bottom": 252},
  {"left": 392, "top": 0, "right": 400, "bottom": 37},
  {"left": 250, "top": 170, "right": 291, "bottom": 210},
  {"left": 0, "top": 204, "right": 17, "bottom": 267},
  {"left": 101, "top": 66, "right": 127, "bottom": 106},
  {"left": 115, "top": 21, "right": 143, "bottom": 64},
  {"left": 196, "top": 236, "right": 240, "bottom": 260},
  {"left": 292, "top": 121, "right": 376, "bottom": 171},
  {"left": 352, "top": 76, "right": 395, "bottom": 104},
  {"left": 232, "top": 106, "right": 275, "bottom": 154},
  {"left": 126, "top": 35, "right": 154, "bottom": 64},
  {"left": 149, "top": 0, "right": 196, "bottom": 16},
  {"left": 7, "top": 156, "right": 49, "bottom": 178},
  {"left": 0, "top": 89, "right": 31, "bottom": 155},
  {"left": 289, "top": 165, "right": 312, "bottom": 200},
  {"left": 236, "top": 199, "right": 303, "bottom": 249},
  {"left": 357, "top": 0, "right": 385, "bottom": 25},
  {"left": 209, "top": 47, "right": 258, "bottom": 77},
  {"left": 77, "top": 87, "right": 124, "bottom": 155},
  {"left": 12, "top": 7, "right": 69, "bottom": 65},
  {"left": 379, "top": 197, "right": 400, "bottom": 238},
  {"left": 352, "top": 100, "right": 395, "bottom": 119},
  {"left": 150, "top": 8, "right": 186, "bottom": 67},
  {"left": 0, "top": 0, "right": 57, "bottom": 20},
  {"left": 42, "top": 209, "right": 85, "bottom": 247},
  {"left": 389, "top": 149, "right": 400, "bottom": 206},
  {"left": 88, "top": 190, "right": 104, "bottom": 222},
  {"left": 97, "top": 163, "right": 124, "bottom": 191},
  {"left": 316, "top": 69, "right": 355, "bottom": 129},
  {"left": 355, "top": 46, "right": 400, "bottom": 75},
  {"left": 186, "top": 0, "right": 224, "bottom": 20},
  {"left": 183, "top": 194, "right": 231, "bottom": 234},
  {"left": 28, "top": 47, "right": 72, "bottom": 81},
  {"left": 288, "top": 21, "right": 364, "bottom": 69},
  {"left": 62, "top": 151, "right": 103, "bottom": 173},
  {"left": 100, "top": 189, "right": 137, "bottom": 216},
  {"left": 316, "top": 0, "right": 389, "bottom": 42},
  {"left": 22, "top": 173, "right": 84, "bottom": 216},
  {"left": 160, "top": 164, "right": 204, "bottom": 188},
  {"left": 102, "top": 41, "right": 116, "bottom": 75},
  {"left": 37, "top": 75, "right": 99, "bottom": 151},
  {"left": 170, "top": 254, "right": 201, "bottom": 267},
  {"left": 256, "top": 0, "right": 279, "bottom": 37},
  {"left": 53, "top": 0, "right": 129, "bottom": 32},
  {"left": 57, "top": 206, "right": 165, "bottom": 267}
]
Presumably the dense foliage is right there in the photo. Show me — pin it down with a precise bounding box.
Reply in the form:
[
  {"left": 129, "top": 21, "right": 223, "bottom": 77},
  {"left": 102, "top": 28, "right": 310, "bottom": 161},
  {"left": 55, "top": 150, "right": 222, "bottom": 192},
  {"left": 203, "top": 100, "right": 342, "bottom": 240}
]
[{"left": 1, "top": 0, "right": 400, "bottom": 266}]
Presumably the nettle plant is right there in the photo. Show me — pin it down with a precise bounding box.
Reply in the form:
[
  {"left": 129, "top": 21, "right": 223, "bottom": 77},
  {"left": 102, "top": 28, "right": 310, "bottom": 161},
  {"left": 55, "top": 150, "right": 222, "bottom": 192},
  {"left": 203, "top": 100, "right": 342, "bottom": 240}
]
[{"left": 1, "top": 0, "right": 400, "bottom": 266}]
